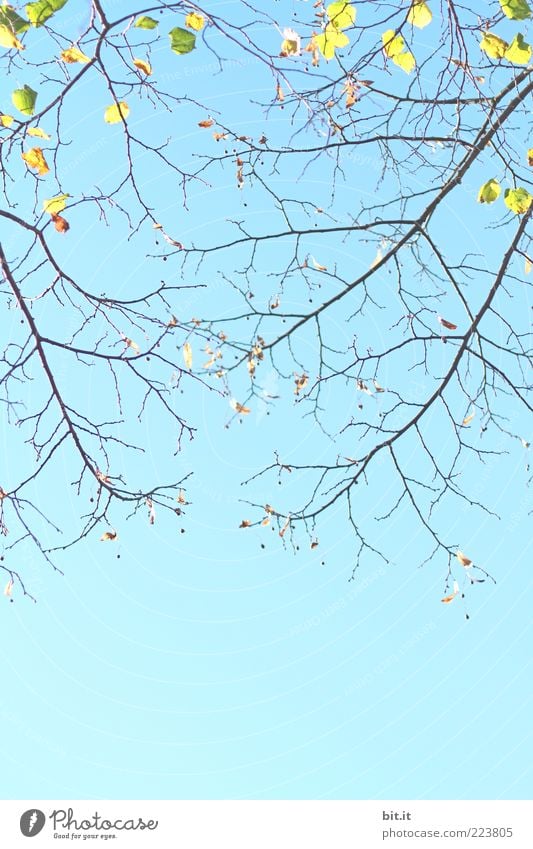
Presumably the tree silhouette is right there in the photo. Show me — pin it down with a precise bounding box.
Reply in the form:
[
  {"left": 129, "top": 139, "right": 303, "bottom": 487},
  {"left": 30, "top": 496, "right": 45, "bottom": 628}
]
[{"left": 0, "top": 0, "right": 531, "bottom": 602}]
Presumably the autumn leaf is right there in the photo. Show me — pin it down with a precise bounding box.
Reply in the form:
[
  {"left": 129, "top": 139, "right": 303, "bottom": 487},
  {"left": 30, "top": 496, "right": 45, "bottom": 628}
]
[
  {"left": 456, "top": 551, "right": 473, "bottom": 567},
  {"left": 104, "top": 101, "right": 129, "bottom": 124},
  {"left": 100, "top": 530, "right": 118, "bottom": 541},
  {"left": 21, "top": 147, "right": 49, "bottom": 175},
  {"left": 133, "top": 57, "right": 152, "bottom": 75},
  {"left": 134, "top": 15, "right": 158, "bottom": 29},
  {"left": 230, "top": 399, "right": 251, "bottom": 414},
  {"left": 311, "top": 255, "right": 327, "bottom": 271},
  {"left": 477, "top": 178, "right": 501, "bottom": 204},
  {"left": 60, "top": 45, "right": 90, "bottom": 63},
  {"left": 147, "top": 499, "right": 156, "bottom": 525},
  {"left": 26, "top": 0, "right": 68, "bottom": 27},
  {"left": 462, "top": 411, "right": 475, "bottom": 426},
  {"left": 185, "top": 12, "right": 205, "bottom": 31},
  {"left": 43, "top": 193, "right": 70, "bottom": 214},
  {"left": 198, "top": 117, "right": 215, "bottom": 128},
  {"left": 315, "top": 25, "right": 349, "bottom": 60},
  {"left": 373, "top": 379, "right": 386, "bottom": 392},
  {"left": 213, "top": 131, "right": 227, "bottom": 141},
  {"left": 407, "top": 1, "right": 432, "bottom": 29},
  {"left": 528, "top": 148, "right": 533, "bottom": 167},
  {"left": 12, "top": 84, "right": 37, "bottom": 115},
  {"left": 239, "top": 519, "right": 252, "bottom": 528},
  {"left": 480, "top": 32, "right": 508, "bottom": 59},
  {"left": 280, "top": 27, "right": 301, "bottom": 56},
  {"left": 311, "top": 540, "right": 319, "bottom": 549},
  {"left": 294, "top": 373, "right": 308, "bottom": 395},
  {"left": 4, "top": 579, "right": 13, "bottom": 598},
  {"left": 0, "top": 23, "right": 24, "bottom": 49},
  {"left": 183, "top": 341, "right": 193, "bottom": 370},
  {"left": 169, "top": 27, "right": 196, "bottom": 55},
  {"left": 525, "top": 255, "right": 532, "bottom": 274},
  {"left": 276, "top": 83, "right": 284, "bottom": 102},
  {"left": 51, "top": 212, "right": 69, "bottom": 233},
  {"left": 357, "top": 379, "right": 372, "bottom": 395},
  {"left": 504, "top": 187, "right": 532, "bottom": 214},
  {"left": 0, "top": 114, "right": 14, "bottom": 127},
  {"left": 438, "top": 316, "right": 458, "bottom": 331},
  {"left": 441, "top": 592, "right": 457, "bottom": 604},
  {"left": 279, "top": 515, "right": 291, "bottom": 537},
  {"left": 327, "top": 1, "right": 356, "bottom": 29},
  {"left": 382, "top": 30, "right": 416, "bottom": 73},
  {"left": 27, "top": 126, "right": 51, "bottom": 139},
  {"left": 499, "top": 0, "right": 532, "bottom": 20},
  {"left": 504, "top": 33, "right": 532, "bottom": 64}
]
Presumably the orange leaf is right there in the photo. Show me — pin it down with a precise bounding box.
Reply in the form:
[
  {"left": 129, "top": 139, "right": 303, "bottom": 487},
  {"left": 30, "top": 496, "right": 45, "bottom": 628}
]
[
  {"left": 198, "top": 118, "right": 215, "bottom": 128},
  {"left": 231, "top": 399, "right": 251, "bottom": 414},
  {"left": 438, "top": 316, "right": 458, "bottom": 331},
  {"left": 133, "top": 58, "right": 152, "bottom": 75},
  {"left": 51, "top": 212, "right": 69, "bottom": 233},
  {"left": 239, "top": 519, "right": 251, "bottom": 528},
  {"left": 456, "top": 551, "right": 472, "bottom": 567},
  {"left": 100, "top": 530, "right": 117, "bottom": 541},
  {"left": 462, "top": 411, "right": 475, "bottom": 426},
  {"left": 21, "top": 147, "right": 49, "bottom": 176}
]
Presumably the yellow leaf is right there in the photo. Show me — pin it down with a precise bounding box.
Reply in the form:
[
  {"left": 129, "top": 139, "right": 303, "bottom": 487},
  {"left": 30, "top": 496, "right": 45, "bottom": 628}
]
[
  {"left": 407, "top": 1, "right": 432, "bottom": 28},
  {"left": 382, "top": 29, "right": 405, "bottom": 58},
  {"left": 185, "top": 12, "right": 205, "bottom": 31},
  {"left": 100, "top": 530, "right": 117, "bottom": 541},
  {"left": 504, "top": 187, "right": 532, "bottom": 214},
  {"left": 27, "top": 126, "right": 51, "bottom": 139},
  {"left": 0, "top": 23, "right": 24, "bottom": 49},
  {"left": 133, "top": 57, "right": 152, "bottom": 75},
  {"left": 280, "top": 27, "right": 301, "bottom": 56},
  {"left": 183, "top": 341, "right": 193, "bottom": 370},
  {"left": 456, "top": 551, "right": 473, "bottom": 567},
  {"left": 382, "top": 29, "right": 416, "bottom": 73},
  {"left": 525, "top": 255, "right": 532, "bottom": 274},
  {"left": 503, "top": 33, "right": 532, "bottom": 65},
  {"left": 314, "top": 24, "right": 349, "bottom": 60},
  {"left": 43, "top": 193, "right": 70, "bottom": 214},
  {"left": 527, "top": 148, "right": 533, "bottom": 167},
  {"left": 104, "top": 101, "right": 129, "bottom": 124},
  {"left": 21, "top": 146, "right": 49, "bottom": 175},
  {"left": 0, "top": 114, "right": 14, "bottom": 127},
  {"left": 60, "top": 45, "right": 90, "bottom": 63},
  {"left": 477, "top": 177, "right": 501, "bottom": 204},
  {"left": 480, "top": 31, "right": 508, "bottom": 59}
]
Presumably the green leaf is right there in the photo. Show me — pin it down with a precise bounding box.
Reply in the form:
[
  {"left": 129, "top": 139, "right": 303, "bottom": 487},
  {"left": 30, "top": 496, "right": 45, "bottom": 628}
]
[
  {"left": 134, "top": 15, "right": 158, "bottom": 30},
  {"left": 504, "top": 33, "right": 532, "bottom": 64},
  {"left": 407, "top": 1, "right": 433, "bottom": 29},
  {"left": 11, "top": 84, "right": 37, "bottom": 116},
  {"left": 0, "top": 4, "right": 29, "bottom": 33},
  {"left": 499, "top": 0, "right": 531, "bottom": 19},
  {"left": 26, "top": 0, "right": 68, "bottom": 27},
  {"left": 480, "top": 32, "right": 508, "bottom": 59},
  {"left": 326, "top": 1, "right": 356, "bottom": 29},
  {"left": 504, "top": 187, "right": 532, "bottom": 214},
  {"left": 477, "top": 178, "right": 501, "bottom": 204},
  {"left": 169, "top": 26, "right": 196, "bottom": 55}
]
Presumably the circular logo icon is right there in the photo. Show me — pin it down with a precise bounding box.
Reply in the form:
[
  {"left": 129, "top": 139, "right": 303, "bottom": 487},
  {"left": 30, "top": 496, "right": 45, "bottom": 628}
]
[{"left": 20, "top": 810, "right": 46, "bottom": 837}]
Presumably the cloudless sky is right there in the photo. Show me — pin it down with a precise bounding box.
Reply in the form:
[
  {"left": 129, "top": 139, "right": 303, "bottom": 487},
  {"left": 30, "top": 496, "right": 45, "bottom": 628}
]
[{"left": 0, "top": 0, "right": 531, "bottom": 800}]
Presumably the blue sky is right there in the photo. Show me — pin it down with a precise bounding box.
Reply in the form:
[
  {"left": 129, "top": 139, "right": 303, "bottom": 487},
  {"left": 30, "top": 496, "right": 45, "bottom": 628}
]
[{"left": 0, "top": 0, "right": 531, "bottom": 800}]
